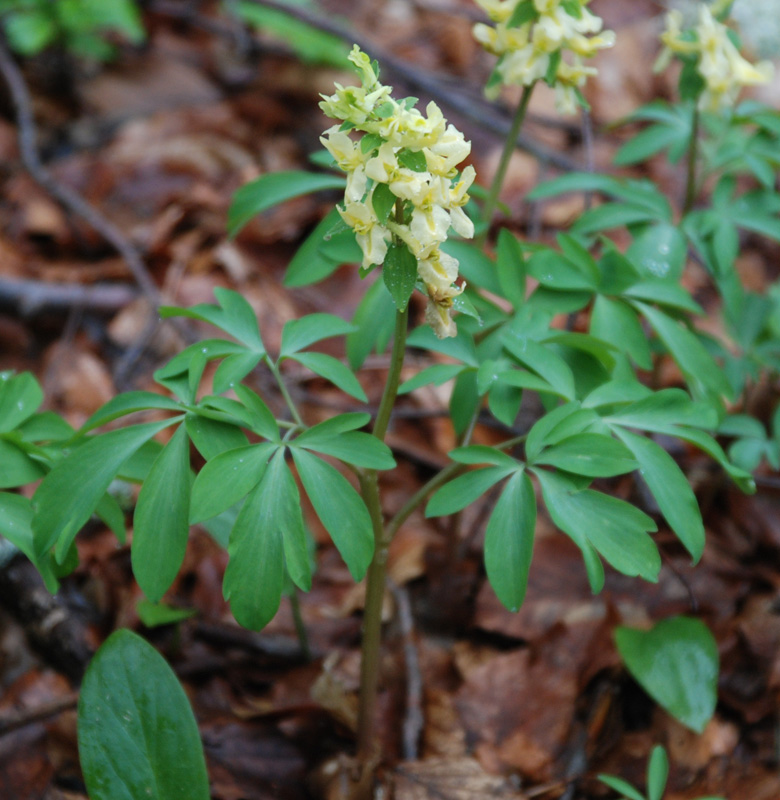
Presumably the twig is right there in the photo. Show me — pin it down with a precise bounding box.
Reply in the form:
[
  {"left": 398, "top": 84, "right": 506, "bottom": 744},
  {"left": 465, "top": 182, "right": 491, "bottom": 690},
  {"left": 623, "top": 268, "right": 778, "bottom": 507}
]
[
  {"left": 0, "top": 693, "right": 79, "bottom": 738},
  {"left": 387, "top": 578, "right": 424, "bottom": 761},
  {"left": 0, "top": 36, "right": 162, "bottom": 308},
  {"left": 0, "top": 277, "right": 138, "bottom": 315},
  {"left": 225, "top": 0, "right": 581, "bottom": 172}
]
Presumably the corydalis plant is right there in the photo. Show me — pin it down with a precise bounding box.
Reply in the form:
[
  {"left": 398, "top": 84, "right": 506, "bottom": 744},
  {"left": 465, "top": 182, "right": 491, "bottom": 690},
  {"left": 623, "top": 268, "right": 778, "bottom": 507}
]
[
  {"left": 472, "top": 0, "right": 615, "bottom": 113},
  {"left": 320, "top": 45, "right": 475, "bottom": 338},
  {"left": 657, "top": 2, "right": 773, "bottom": 111}
]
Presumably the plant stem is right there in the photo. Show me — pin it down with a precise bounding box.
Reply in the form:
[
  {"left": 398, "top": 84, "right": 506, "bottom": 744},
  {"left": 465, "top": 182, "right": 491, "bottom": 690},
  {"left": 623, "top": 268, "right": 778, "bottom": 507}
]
[
  {"left": 477, "top": 82, "right": 535, "bottom": 248},
  {"left": 356, "top": 306, "right": 409, "bottom": 767},
  {"left": 268, "top": 359, "right": 304, "bottom": 427},
  {"left": 683, "top": 104, "right": 700, "bottom": 215}
]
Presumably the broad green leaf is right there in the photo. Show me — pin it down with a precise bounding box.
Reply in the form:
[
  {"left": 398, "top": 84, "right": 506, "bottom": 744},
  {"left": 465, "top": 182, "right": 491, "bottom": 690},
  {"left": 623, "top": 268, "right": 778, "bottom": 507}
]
[
  {"left": 285, "top": 207, "right": 361, "bottom": 287},
  {"left": 290, "top": 352, "right": 367, "bottom": 402},
  {"left": 615, "top": 617, "right": 718, "bottom": 733},
  {"left": 82, "top": 392, "right": 182, "bottom": 433},
  {"left": 525, "top": 402, "right": 581, "bottom": 461},
  {"left": 590, "top": 296, "right": 652, "bottom": 369},
  {"left": 496, "top": 368, "right": 556, "bottom": 394},
  {"left": 190, "top": 443, "right": 275, "bottom": 523},
  {"left": 442, "top": 240, "right": 502, "bottom": 296},
  {"left": 292, "top": 448, "right": 373, "bottom": 579},
  {"left": 0, "top": 439, "right": 45, "bottom": 487},
  {"left": 132, "top": 425, "right": 192, "bottom": 602},
  {"left": 627, "top": 222, "right": 687, "bottom": 281},
  {"left": 450, "top": 370, "right": 480, "bottom": 436},
  {"left": 280, "top": 313, "right": 355, "bottom": 357},
  {"left": 634, "top": 303, "right": 733, "bottom": 401},
  {"left": 623, "top": 280, "right": 703, "bottom": 314},
  {"left": 347, "top": 278, "right": 396, "bottom": 369},
  {"left": 448, "top": 445, "right": 519, "bottom": 468},
  {"left": 294, "top": 413, "right": 370, "bottom": 442},
  {"left": 228, "top": 171, "right": 345, "bottom": 236},
  {"left": 295, "top": 431, "right": 395, "bottom": 469},
  {"left": 407, "top": 324, "right": 479, "bottom": 367},
  {"left": 383, "top": 242, "right": 418, "bottom": 311},
  {"left": 605, "top": 388, "right": 716, "bottom": 431},
  {"left": 582, "top": 378, "right": 652, "bottom": 409},
  {"left": 533, "top": 433, "right": 637, "bottom": 477},
  {"left": 527, "top": 248, "right": 598, "bottom": 291},
  {"left": 223, "top": 450, "right": 309, "bottom": 629},
  {"left": 95, "top": 492, "right": 127, "bottom": 545},
  {"left": 4, "top": 10, "right": 56, "bottom": 55},
  {"left": 398, "top": 364, "right": 465, "bottom": 394},
  {"left": 503, "top": 335, "right": 575, "bottom": 400},
  {"left": 185, "top": 414, "right": 249, "bottom": 460},
  {"left": 535, "top": 468, "right": 660, "bottom": 582},
  {"left": 615, "top": 121, "right": 688, "bottom": 165},
  {"left": 233, "top": 385, "right": 280, "bottom": 441},
  {"left": 78, "top": 629, "right": 209, "bottom": 800},
  {"left": 572, "top": 203, "right": 660, "bottom": 235},
  {"left": 426, "top": 466, "right": 514, "bottom": 517},
  {"left": 487, "top": 381, "right": 523, "bottom": 427},
  {"left": 495, "top": 228, "right": 526, "bottom": 307},
  {"left": 0, "top": 492, "right": 58, "bottom": 591},
  {"left": 32, "top": 418, "right": 181, "bottom": 559},
  {"left": 17, "top": 411, "right": 74, "bottom": 443},
  {"left": 615, "top": 429, "right": 704, "bottom": 562},
  {"left": 484, "top": 470, "right": 536, "bottom": 612},
  {"left": 212, "top": 351, "right": 263, "bottom": 394},
  {"left": 0, "top": 372, "right": 43, "bottom": 432}
]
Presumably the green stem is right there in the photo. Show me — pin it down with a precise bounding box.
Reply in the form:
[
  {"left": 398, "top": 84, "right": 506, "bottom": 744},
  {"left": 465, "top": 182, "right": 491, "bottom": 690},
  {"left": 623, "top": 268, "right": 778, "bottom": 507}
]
[
  {"left": 356, "top": 306, "right": 409, "bottom": 767},
  {"left": 683, "top": 104, "right": 700, "bottom": 215},
  {"left": 268, "top": 359, "right": 304, "bottom": 427},
  {"left": 477, "top": 82, "right": 535, "bottom": 248}
]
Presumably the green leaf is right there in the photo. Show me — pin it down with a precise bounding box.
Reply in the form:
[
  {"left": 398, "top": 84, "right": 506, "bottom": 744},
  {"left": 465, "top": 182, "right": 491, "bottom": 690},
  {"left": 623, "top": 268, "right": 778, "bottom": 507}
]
[
  {"left": 185, "top": 414, "right": 249, "bottom": 460},
  {"left": 627, "top": 222, "right": 687, "bottom": 281},
  {"left": 0, "top": 439, "right": 45, "bottom": 488},
  {"left": 615, "top": 122, "right": 688, "bottom": 165},
  {"left": 0, "top": 492, "right": 58, "bottom": 591},
  {"left": 398, "top": 364, "right": 465, "bottom": 394},
  {"left": 4, "top": 10, "right": 56, "bottom": 55},
  {"left": 484, "top": 470, "right": 536, "bottom": 612},
  {"left": 495, "top": 229, "right": 526, "bottom": 307},
  {"left": 132, "top": 425, "right": 192, "bottom": 602},
  {"left": 228, "top": 170, "right": 345, "bottom": 236},
  {"left": 624, "top": 280, "right": 703, "bottom": 315},
  {"left": 615, "top": 429, "right": 705, "bottom": 562},
  {"left": 407, "top": 324, "right": 479, "bottom": 367},
  {"left": 78, "top": 629, "right": 209, "bottom": 800},
  {"left": 81, "top": 392, "right": 183, "bottom": 433},
  {"left": 533, "top": 433, "right": 637, "bottom": 477},
  {"left": 284, "top": 207, "right": 360, "bottom": 287},
  {"left": 615, "top": 617, "right": 719, "bottom": 733},
  {"left": 233, "top": 385, "right": 280, "bottom": 441},
  {"left": 426, "top": 466, "right": 514, "bottom": 517},
  {"left": 224, "top": 450, "right": 309, "bottom": 629},
  {"left": 295, "top": 431, "right": 394, "bottom": 469},
  {"left": 290, "top": 352, "right": 367, "bottom": 402},
  {"left": 291, "top": 448, "right": 373, "bottom": 580},
  {"left": 507, "top": 0, "right": 538, "bottom": 26},
  {"left": 280, "top": 313, "right": 355, "bottom": 357},
  {"left": 647, "top": 745, "right": 669, "bottom": 800},
  {"left": 597, "top": 775, "right": 646, "bottom": 800},
  {"left": 371, "top": 181, "right": 397, "bottom": 222},
  {"left": 503, "top": 335, "right": 575, "bottom": 400},
  {"left": 448, "top": 445, "right": 519, "bottom": 468},
  {"left": 573, "top": 203, "right": 660, "bottom": 235},
  {"left": 212, "top": 351, "right": 263, "bottom": 394},
  {"left": 347, "top": 278, "right": 396, "bottom": 369},
  {"left": 17, "top": 410, "right": 74, "bottom": 443},
  {"left": 590, "top": 296, "right": 652, "bottom": 370},
  {"left": 635, "top": 303, "right": 733, "bottom": 402},
  {"left": 383, "top": 242, "right": 418, "bottom": 311},
  {"left": 190, "top": 442, "right": 276, "bottom": 524},
  {"left": 525, "top": 402, "right": 582, "bottom": 462},
  {"left": 487, "top": 380, "right": 523, "bottom": 427},
  {"left": 32, "top": 418, "right": 181, "bottom": 560},
  {"left": 527, "top": 248, "right": 598, "bottom": 292},
  {"left": 442, "top": 240, "right": 502, "bottom": 295},
  {"left": 535, "top": 468, "right": 660, "bottom": 582},
  {"left": 0, "top": 372, "right": 43, "bottom": 433},
  {"left": 605, "top": 388, "right": 716, "bottom": 431},
  {"left": 137, "top": 600, "right": 196, "bottom": 628}
]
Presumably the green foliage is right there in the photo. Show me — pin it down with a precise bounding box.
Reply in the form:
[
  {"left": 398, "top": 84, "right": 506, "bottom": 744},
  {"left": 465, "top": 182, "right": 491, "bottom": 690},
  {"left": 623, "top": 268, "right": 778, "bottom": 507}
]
[
  {"left": 0, "top": 0, "right": 144, "bottom": 59},
  {"left": 615, "top": 617, "right": 719, "bottom": 733},
  {"left": 78, "top": 630, "right": 209, "bottom": 800}
]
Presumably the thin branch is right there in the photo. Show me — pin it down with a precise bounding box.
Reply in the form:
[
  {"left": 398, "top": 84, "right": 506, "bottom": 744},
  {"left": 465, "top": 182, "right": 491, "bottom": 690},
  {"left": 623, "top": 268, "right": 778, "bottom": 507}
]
[{"left": 0, "top": 277, "right": 138, "bottom": 315}]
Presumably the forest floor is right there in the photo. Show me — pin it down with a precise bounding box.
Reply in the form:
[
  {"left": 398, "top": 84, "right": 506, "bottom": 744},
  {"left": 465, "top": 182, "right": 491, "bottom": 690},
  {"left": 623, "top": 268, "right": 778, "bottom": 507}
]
[{"left": 1, "top": 1, "right": 780, "bottom": 798}]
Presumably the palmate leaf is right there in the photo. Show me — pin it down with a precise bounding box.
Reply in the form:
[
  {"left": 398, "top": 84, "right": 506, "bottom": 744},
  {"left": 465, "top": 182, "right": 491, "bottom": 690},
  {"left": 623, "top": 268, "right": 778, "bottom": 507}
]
[
  {"left": 291, "top": 448, "right": 373, "bottom": 580},
  {"left": 484, "top": 470, "right": 536, "bottom": 612},
  {"left": 132, "top": 425, "right": 192, "bottom": 603},
  {"left": 532, "top": 433, "right": 637, "bottom": 477},
  {"left": 78, "top": 630, "right": 209, "bottom": 800},
  {"left": 223, "top": 450, "right": 311, "bottom": 630},
  {"left": 32, "top": 418, "right": 182, "bottom": 561},
  {"left": 426, "top": 466, "right": 515, "bottom": 517}
]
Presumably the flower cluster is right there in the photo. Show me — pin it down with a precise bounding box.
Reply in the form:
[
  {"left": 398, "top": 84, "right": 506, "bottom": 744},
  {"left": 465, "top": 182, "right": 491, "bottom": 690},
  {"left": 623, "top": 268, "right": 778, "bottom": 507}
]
[
  {"left": 320, "top": 46, "right": 476, "bottom": 338},
  {"left": 472, "top": 0, "right": 615, "bottom": 114},
  {"left": 657, "top": 4, "right": 773, "bottom": 112}
]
